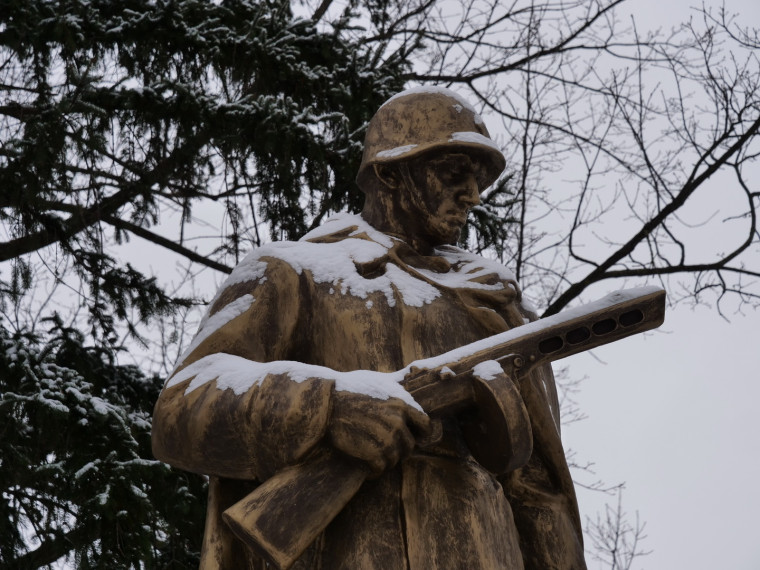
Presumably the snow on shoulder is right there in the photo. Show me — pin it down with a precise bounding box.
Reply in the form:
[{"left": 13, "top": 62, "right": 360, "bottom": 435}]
[
  {"left": 213, "top": 212, "right": 517, "bottom": 311},
  {"left": 429, "top": 244, "right": 516, "bottom": 291},
  {"left": 298, "top": 213, "right": 438, "bottom": 307}
]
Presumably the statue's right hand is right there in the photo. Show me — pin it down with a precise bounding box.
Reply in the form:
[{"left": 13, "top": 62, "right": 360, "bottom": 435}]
[{"left": 328, "top": 391, "right": 431, "bottom": 474}]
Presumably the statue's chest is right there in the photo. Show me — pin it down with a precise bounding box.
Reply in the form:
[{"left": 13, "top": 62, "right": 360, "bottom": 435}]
[{"left": 300, "top": 266, "right": 515, "bottom": 372}]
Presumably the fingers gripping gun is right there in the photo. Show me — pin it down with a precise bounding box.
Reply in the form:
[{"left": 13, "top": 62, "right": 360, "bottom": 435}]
[{"left": 222, "top": 286, "right": 666, "bottom": 569}]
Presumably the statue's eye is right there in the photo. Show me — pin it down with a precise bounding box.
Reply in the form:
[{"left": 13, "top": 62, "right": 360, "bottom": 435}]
[
  {"left": 475, "top": 166, "right": 489, "bottom": 189},
  {"left": 439, "top": 168, "right": 467, "bottom": 185},
  {"left": 429, "top": 155, "right": 477, "bottom": 185}
]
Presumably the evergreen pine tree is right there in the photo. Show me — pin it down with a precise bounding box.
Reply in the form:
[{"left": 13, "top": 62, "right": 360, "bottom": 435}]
[
  {"left": 1, "top": 0, "right": 411, "bottom": 565},
  {"left": 0, "top": 320, "right": 206, "bottom": 567}
]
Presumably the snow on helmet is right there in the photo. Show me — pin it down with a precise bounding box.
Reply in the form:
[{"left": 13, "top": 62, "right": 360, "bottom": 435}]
[{"left": 356, "top": 87, "right": 506, "bottom": 191}]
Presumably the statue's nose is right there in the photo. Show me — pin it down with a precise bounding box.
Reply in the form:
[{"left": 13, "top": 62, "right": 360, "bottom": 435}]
[{"left": 458, "top": 174, "right": 481, "bottom": 207}]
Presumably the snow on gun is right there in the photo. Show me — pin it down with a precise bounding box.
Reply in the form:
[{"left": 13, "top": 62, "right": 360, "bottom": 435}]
[
  {"left": 402, "top": 285, "right": 667, "bottom": 418},
  {"left": 223, "top": 286, "right": 666, "bottom": 570}
]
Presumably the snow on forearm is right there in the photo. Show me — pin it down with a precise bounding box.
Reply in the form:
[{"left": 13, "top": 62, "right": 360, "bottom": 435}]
[{"left": 166, "top": 353, "right": 421, "bottom": 411}]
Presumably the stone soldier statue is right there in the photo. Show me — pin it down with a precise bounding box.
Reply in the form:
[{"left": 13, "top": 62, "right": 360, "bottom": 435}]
[{"left": 152, "top": 87, "right": 587, "bottom": 569}]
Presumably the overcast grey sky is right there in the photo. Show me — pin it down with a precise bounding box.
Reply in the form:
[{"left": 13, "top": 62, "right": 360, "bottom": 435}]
[
  {"left": 559, "top": 1, "right": 760, "bottom": 569},
  {"left": 565, "top": 299, "right": 759, "bottom": 569}
]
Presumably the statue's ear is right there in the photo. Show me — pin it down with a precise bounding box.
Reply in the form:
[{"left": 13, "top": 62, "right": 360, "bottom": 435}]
[{"left": 373, "top": 163, "right": 402, "bottom": 191}]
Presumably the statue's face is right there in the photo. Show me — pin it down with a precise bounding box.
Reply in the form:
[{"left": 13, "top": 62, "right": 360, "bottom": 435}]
[{"left": 406, "top": 153, "right": 484, "bottom": 246}]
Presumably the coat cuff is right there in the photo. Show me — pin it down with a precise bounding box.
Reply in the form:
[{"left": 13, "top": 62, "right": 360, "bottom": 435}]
[{"left": 250, "top": 374, "right": 335, "bottom": 480}]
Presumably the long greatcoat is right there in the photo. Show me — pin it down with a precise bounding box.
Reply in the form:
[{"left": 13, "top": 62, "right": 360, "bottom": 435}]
[{"left": 152, "top": 213, "right": 587, "bottom": 569}]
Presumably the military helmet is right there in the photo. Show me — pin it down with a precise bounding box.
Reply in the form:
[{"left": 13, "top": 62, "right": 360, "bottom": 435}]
[{"left": 356, "top": 87, "right": 506, "bottom": 191}]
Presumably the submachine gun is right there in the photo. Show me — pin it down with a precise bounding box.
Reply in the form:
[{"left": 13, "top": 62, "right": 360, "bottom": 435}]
[{"left": 223, "top": 286, "right": 667, "bottom": 569}]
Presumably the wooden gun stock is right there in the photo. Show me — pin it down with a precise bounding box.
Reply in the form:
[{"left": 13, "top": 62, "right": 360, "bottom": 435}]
[{"left": 222, "top": 287, "right": 666, "bottom": 569}]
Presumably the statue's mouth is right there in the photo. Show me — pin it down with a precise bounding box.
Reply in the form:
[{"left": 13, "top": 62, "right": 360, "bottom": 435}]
[{"left": 445, "top": 212, "right": 468, "bottom": 227}]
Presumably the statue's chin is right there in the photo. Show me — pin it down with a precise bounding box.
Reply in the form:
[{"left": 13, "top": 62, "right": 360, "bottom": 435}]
[{"left": 426, "top": 223, "right": 462, "bottom": 247}]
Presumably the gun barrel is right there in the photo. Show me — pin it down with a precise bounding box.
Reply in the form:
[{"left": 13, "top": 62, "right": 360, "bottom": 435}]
[
  {"left": 501, "top": 286, "right": 666, "bottom": 370},
  {"left": 403, "top": 286, "right": 666, "bottom": 415}
]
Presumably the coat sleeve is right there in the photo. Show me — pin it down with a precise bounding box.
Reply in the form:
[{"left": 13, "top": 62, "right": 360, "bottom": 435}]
[{"left": 152, "top": 256, "right": 334, "bottom": 481}]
